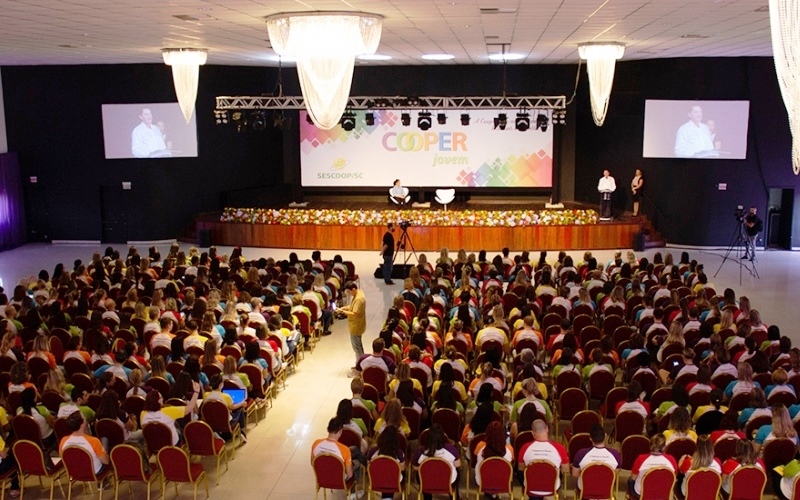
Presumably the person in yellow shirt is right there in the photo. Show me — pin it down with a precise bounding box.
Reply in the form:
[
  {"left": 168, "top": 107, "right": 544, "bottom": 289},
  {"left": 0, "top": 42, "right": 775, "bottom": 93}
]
[{"left": 338, "top": 282, "right": 367, "bottom": 376}]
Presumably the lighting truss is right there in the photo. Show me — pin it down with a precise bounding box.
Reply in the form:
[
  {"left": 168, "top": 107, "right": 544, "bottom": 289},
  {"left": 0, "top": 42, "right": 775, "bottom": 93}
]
[{"left": 215, "top": 95, "right": 567, "bottom": 111}]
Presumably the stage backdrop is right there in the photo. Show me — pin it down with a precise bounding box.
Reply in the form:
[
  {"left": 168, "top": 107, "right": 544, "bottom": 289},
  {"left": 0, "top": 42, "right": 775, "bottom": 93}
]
[{"left": 299, "top": 109, "right": 553, "bottom": 188}]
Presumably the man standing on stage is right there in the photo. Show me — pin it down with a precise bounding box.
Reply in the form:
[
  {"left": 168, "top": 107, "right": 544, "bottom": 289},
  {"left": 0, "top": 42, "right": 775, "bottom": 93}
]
[
  {"left": 743, "top": 206, "right": 762, "bottom": 261},
  {"left": 380, "top": 223, "right": 395, "bottom": 285},
  {"left": 597, "top": 169, "right": 617, "bottom": 221},
  {"left": 337, "top": 282, "right": 367, "bottom": 377}
]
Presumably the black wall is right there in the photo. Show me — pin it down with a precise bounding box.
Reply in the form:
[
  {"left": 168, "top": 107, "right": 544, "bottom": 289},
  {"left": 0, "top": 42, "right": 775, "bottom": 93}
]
[
  {"left": 2, "top": 57, "right": 798, "bottom": 246},
  {"left": 1, "top": 64, "right": 284, "bottom": 241}
]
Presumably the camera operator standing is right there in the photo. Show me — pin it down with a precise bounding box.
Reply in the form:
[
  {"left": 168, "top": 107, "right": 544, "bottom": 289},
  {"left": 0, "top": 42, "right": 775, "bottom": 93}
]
[
  {"left": 743, "top": 206, "right": 762, "bottom": 261},
  {"left": 380, "top": 222, "right": 395, "bottom": 285}
]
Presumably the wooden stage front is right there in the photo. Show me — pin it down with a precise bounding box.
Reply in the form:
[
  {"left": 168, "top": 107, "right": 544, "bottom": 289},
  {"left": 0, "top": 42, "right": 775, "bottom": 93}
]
[{"left": 197, "top": 201, "right": 642, "bottom": 251}]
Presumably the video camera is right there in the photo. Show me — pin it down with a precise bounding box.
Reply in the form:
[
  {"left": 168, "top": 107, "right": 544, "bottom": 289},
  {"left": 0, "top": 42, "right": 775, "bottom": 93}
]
[
  {"left": 398, "top": 219, "right": 412, "bottom": 231},
  {"left": 734, "top": 205, "right": 746, "bottom": 222}
]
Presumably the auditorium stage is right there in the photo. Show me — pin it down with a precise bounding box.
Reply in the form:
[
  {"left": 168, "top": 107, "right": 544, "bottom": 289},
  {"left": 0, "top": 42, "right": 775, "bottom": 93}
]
[{"left": 194, "top": 200, "right": 647, "bottom": 251}]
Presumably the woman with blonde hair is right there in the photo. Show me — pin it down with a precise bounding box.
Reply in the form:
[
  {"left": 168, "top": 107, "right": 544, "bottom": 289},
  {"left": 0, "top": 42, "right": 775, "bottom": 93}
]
[
  {"left": 0, "top": 332, "right": 20, "bottom": 361},
  {"left": 201, "top": 339, "right": 224, "bottom": 369},
  {"left": 146, "top": 355, "right": 175, "bottom": 385},
  {"left": 436, "top": 248, "right": 453, "bottom": 268},
  {"left": 222, "top": 355, "right": 250, "bottom": 390},
  {"left": 663, "top": 406, "right": 697, "bottom": 444},
  {"left": 42, "top": 369, "right": 70, "bottom": 399},
  {"left": 27, "top": 334, "right": 56, "bottom": 369},
  {"left": 121, "top": 287, "right": 138, "bottom": 310},
  {"left": 657, "top": 322, "right": 686, "bottom": 362},
  {"left": 715, "top": 309, "right": 737, "bottom": 335},
  {"left": 754, "top": 404, "right": 798, "bottom": 453},
  {"left": 677, "top": 435, "right": 721, "bottom": 497},
  {"left": 723, "top": 362, "right": 759, "bottom": 399},
  {"left": 126, "top": 368, "right": 150, "bottom": 398},
  {"left": 374, "top": 399, "right": 410, "bottom": 437},
  {"left": 387, "top": 362, "right": 423, "bottom": 400}
]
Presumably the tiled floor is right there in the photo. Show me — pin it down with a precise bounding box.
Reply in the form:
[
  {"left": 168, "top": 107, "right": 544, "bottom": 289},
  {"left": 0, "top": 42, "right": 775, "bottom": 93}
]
[{"left": 0, "top": 242, "right": 797, "bottom": 499}]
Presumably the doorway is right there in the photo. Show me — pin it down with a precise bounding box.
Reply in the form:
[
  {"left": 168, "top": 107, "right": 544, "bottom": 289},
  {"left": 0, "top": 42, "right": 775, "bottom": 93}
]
[
  {"left": 767, "top": 188, "right": 794, "bottom": 250},
  {"left": 100, "top": 186, "right": 128, "bottom": 243}
]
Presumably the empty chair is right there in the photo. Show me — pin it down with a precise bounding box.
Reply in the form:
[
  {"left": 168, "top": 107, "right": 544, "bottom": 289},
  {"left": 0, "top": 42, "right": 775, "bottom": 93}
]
[
  {"left": 110, "top": 444, "right": 161, "bottom": 500},
  {"left": 184, "top": 421, "right": 229, "bottom": 485},
  {"left": 14, "top": 439, "right": 65, "bottom": 500},
  {"left": 435, "top": 189, "right": 455, "bottom": 211},
  {"left": 157, "top": 446, "right": 209, "bottom": 500}
]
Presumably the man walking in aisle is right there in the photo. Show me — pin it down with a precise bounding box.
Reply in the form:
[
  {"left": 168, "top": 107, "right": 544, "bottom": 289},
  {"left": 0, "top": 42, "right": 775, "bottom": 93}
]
[{"left": 338, "top": 282, "right": 367, "bottom": 377}]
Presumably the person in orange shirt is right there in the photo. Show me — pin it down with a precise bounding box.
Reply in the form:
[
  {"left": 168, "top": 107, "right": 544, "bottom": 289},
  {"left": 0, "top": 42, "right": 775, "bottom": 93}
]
[
  {"left": 311, "top": 417, "right": 356, "bottom": 483},
  {"left": 59, "top": 410, "right": 109, "bottom": 475},
  {"left": 512, "top": 316, "right": 544, "bottom": 352}
]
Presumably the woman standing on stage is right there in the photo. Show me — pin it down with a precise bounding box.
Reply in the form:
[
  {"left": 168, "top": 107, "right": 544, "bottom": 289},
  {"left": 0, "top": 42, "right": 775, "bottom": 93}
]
[{"left": 631, "top": 169, "right": 644, "bottom": 217}]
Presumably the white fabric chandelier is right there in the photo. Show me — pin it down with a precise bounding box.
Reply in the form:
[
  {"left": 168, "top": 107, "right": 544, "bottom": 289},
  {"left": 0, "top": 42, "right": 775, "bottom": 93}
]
[
  {"left": 162, "top": 48, "right": 208, "bottom": 124},
  {"left": 578, "top": 42, "right": 625, "bottom": 127},
  {"left": 266, "top": 12, "right": 383, "bottom": 130},
  {"left": 769, "top": 0, "right": 800, "bottom": 175}
]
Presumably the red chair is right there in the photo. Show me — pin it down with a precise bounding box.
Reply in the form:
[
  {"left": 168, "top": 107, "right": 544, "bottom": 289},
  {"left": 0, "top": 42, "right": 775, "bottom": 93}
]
[
  {"left": 12, "top": 414, "right": 45, "bottom": 449},
  {"left": 123, "top": 395, "right": 146, "bottom": 426},
  {"left": 728, "top": 392, "right": 750, "bottom": 412},
  {"left": 711, "top": 373, "right": 736, "bottom": 390},
  {"left": 555, "top": 369, "right": 581, "bottom": 396},
  {"left": 767, "top": 390, "right": 798, "bottom": 407},
  {"left": 219, "top": 346, "right": 241, "bottom": 361},
  {"left": 523, "top": 460, "right": 559, "bottom": 499},
  {"left": 620, "top": 435, "right": 651, "bottom": 471},
  {"left": 614, "top": 411, "right": 645, "bottom": 443},
  {"left": 312, "top": 453, "right": 355, "bottom": 500},
  {"left": 14, "top": 439, "right": 65, "bottom": 500},
  {"left": 418, "top": 457, "right": 456, "bottom": 499},
  {"left": 157, "top": 446, "right": 209, "bottom": 500},
  {"left": 601, "top": 386, "right": 628, "bottom": 421},
  {"left": 27, "top": 357, "right": 51, "bottom": 384},
  {"left": 631, "top": 370, "right": 658, "bottom": 396},
  {"left": 200, "top": 399, "right": 242, "bottom": 458},
  {"left": 61, "top": 445, "right": 112, "bottom": 500},
  {"left": 728, "top": 465, "right": 766, "bottom": 500},
  {"left": 684, "top": 468, "right": 722, "bottom": 500},
  {"left": 745, "top": 415, "right": 773, "bottom": 439},
  {"left": 649, "top": 387, "right": 673, "bottom": 412},
  {"left": 54, "top": 417, "right": 71, "bottom": 443},
  {"left": 142, "top": 421, "right": 174, "bottom": 457},
  {"left": 239, "top": 363, "right": 272, "bottom": 414},
  {"left": 64, "top": 357, "right": 90, "bottom": 378},
  {"left": 713, "top": 436, "right": 739, "bottom": 463},
  {"left": 70, "top": 372, "right": 94, "bottom": 395},
  {"left": 576, "top": 462, "right": 616, "bottom": 500},
  {"left": 362, "top": 367, "right": 388, "bottom": 397},
  {"left": 95, "top": 418, "right": 126, "bottom": 451},
  {"left": 184, "top": 420, "right": 229, "bottom": 485},
  {"left": 567, "top": 433, "right": 593, "bottom": 463},
  {"left": 367, "top": 456, "right": 404, "bottom": 499},
  {"left": 688, "top": 390, "right": 711, "bottom": 409},
  {"left": 41, "top": 391, "right": 66, "bottom": 414},
  {"left": 338, "top": 427, "right": 362, "bottom": 450},
  {"left": 110, "top": 444, "right": 161, "bottom": 500},
  {"left": 401, "top": 407, "right": 420, "bottom": 441},
  {"left": 431, "top": 408, "right": 461, "bottom": 443},
  {"left": 144, "top": 377, "right": 171, "bottom": 396},
  {"left": 556, "top": 387, "right": 588, "bottom": 433},
  {"left": 762, "top": 437, "right": 798, "bottom": 469},
  {"left": 587, "top": 369, "right": 615, "bottom": 401},
  {"left": 638, "top": 466, "right": 676, "bottom": 499},
  {"left": 565, "top": 410, "right": 602, "bottom": 442},
  {"left": 476, "top": 457, "right": 513, "bottom": 499},
  {"left": 664, "top": 438, "right": 696, "bottom": 464}
]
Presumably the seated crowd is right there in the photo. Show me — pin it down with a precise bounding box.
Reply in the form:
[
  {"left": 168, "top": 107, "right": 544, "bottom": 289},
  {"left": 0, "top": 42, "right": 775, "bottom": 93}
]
[
  {"left": 0, "top": 244, "right": 354, "bottom": 497},
  {"left": 312, "top": 247, "right": 799, "bottom": 500}
]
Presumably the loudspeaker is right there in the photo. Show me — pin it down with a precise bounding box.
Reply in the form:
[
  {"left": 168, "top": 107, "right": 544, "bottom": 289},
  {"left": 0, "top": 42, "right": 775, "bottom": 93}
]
[
  {"left": 198, "top": 229, "right": 212, "bottom": 248},
  {"left": 632, "top": 230, "right": 645, "bottom": 252}
]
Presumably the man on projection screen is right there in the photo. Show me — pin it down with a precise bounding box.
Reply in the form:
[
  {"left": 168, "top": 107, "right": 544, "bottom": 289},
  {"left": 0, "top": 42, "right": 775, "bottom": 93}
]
[
  {"left": 674, "top": 105, "right": 716, "bottom": 158},
  {"left": 131, "top": 108, "right": 172, "bottom": 158}
]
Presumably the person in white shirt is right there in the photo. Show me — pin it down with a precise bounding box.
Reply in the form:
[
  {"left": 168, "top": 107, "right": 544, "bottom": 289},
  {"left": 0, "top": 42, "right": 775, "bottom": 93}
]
[
  {"left": 131, "top": 108, "right": 171, "bottom": 158},
  {"left": 571, "top": 425, "right": 622, "bottom": 492},
  {"left": 674, "top": 105, "right": 715, "bottom": 158},
  {"left": 597, "top": 169, "right": 616, "bottom": 221}
]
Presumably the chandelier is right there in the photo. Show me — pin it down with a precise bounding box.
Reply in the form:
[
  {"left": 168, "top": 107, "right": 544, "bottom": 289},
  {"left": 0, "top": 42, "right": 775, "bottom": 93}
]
[
  {"left": 578, "top": 42, "right": 625, "bottom": 127},
  {"left": 266, "top": 12, "right": 383, "bottom": 130},
  {"left": 162, "top": 48, "right": 208, "bottom": 123},
  {"left": 769, "top": 0, "right": 800, "bottom": 175}
]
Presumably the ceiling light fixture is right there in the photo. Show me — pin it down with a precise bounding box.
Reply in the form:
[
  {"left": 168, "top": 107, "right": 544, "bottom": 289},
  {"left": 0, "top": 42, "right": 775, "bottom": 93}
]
[
  {"left": 493, "top": 113, "right": 507, "bottom": 130},
  {"left": 489, "top": 53, "right": 525, "bottom": 61},
  {"left": 266, "top": 12, "right": 383, "bottom": 130},
  {"left": 460, "top": 113, "right": 470, "bottom": 126},
  {"left": 357, "top": 54, "right": 392, "bottom": 61},
  {"left": 418, "top": 111, "right": 432, "bottom": 130},
  {"left": 365, "top": 112, "right": 375, "bottom": 126},
  {"left": 770, "top": 0, "right": 800, "bottom": 174},
  {"left": 162, "top": 48, "right": 208, "bottom": 123},
  {"left": 421, "top": 53, "right": 455, "bottom": 60},
  {"left": 515, "top": 112, "right": 530, "bottom": 131},
  {"left": 401, "top": 113, "right": 411, "bottom": 126},
  {"left": 437, "top": 113, "right": 447, "bottom": 125},
  {"left": 536, "top": 114, "right": 549, "bottom": 132},
  {"left": 340, "top": 110, "right": 356, "bottom": 131},
  {"left": 251, "top": 111, "right": 267, "bottom": 131},
  {"left": 578, "top": 42, "right": 625, "bottom": 126}
]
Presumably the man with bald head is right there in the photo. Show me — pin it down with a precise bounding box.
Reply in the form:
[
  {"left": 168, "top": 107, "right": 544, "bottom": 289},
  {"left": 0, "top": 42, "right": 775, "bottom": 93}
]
[{"left": 518, "top": 419, "right": 570, "bottom": 500}]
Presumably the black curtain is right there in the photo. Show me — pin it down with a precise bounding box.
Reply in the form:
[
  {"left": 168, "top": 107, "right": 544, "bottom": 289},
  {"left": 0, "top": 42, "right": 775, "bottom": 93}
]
[{"left": 0, "top": 152, "right": 26, "bottom": 250}]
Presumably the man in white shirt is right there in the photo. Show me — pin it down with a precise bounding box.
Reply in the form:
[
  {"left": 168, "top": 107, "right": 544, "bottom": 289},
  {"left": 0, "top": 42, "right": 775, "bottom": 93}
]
[
  {"left": 597, "top": 170, "right": 616, "bottom": 221},
  {"left": 519, "top": 419, "right": 570, "bottom": 499},
  {"left": 674, "top": 105, "right": 715, "bottom": 158},
  {"left": 131, "top": 108, "right": 171, "bottom": 158}
]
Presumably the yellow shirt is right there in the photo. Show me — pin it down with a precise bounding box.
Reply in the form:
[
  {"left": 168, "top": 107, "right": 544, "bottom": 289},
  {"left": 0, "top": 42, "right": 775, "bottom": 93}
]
[{"left": 347, "top": 290, "right": 367, "bottom": 336}]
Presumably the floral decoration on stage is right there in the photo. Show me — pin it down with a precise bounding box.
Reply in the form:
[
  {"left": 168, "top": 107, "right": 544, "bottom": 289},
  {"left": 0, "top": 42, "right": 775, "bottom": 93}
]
[{"left": 220, "top": 208, "right": 599, "bottom": 227}]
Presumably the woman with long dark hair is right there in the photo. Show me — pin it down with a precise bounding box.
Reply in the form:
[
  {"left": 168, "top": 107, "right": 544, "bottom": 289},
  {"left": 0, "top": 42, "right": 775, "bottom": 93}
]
[
  {"left": 367, "top": 425, "right": 406, "bottom": 500},
  {"left": 413, "top": 423, "right": 460, "bottom": 500},
  {"left": 474, "top": 420, "right": 513, "bottom": 490}
]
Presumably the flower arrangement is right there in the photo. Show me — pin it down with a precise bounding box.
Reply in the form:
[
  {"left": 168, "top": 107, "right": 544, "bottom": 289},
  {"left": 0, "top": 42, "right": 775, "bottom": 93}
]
[{"left": 220, "top": 208, "right": 598, "bottom": 227}]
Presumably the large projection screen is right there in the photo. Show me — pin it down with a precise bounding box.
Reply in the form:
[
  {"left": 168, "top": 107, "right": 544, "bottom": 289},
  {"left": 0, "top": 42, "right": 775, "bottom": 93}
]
[
  {"left": 101, "top": 103, "right": 198, "bottom": 159},
  {"left": 300, "top": 109, "right": 553, "bottom": 188},
  {"left": 642, "top": 100, "right": 749, "bottom": 159}
]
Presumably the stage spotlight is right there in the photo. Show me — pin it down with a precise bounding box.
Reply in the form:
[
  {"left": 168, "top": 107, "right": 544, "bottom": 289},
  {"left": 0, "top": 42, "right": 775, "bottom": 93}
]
[
  {"left": 553, "top": 110, "right": 566, "bottom": 125},
  {"left": 418, "top": 111, "right": 432, "bottom": 130},
  {"left": 214, "top": 110, "right": 228, "bottom": 125},
  {"left": 305, "top": 113, "right": 314, "bottom": 125},
  {"left": 340, "top": 111, "right": 356, "bottom": 131},
  {"left": 437, "top": 113, "right": 447, "bottom": 125},
  {"left": 460, "top": 113, "right": 470, "bottom": 126},
  {"left": 493, "top": 113, "right": 507, "bottom": 130},
  {"left": 251, "top": 111, "right": 267, "bottom": 131},
  {"left": 515, "top": 112, "right": 530, "bottom": 131},
  {"left": 365, "top": 112, "right": 375, "bottom": 126},
  {"left": 231, "top": 111, "right": 247, "bottom": 132},
  {"left": 401, "top": 113, "right": 411, "bottom": 126},
  {"left": 536, "top": 114, "right": 549, "bottom": 132}
]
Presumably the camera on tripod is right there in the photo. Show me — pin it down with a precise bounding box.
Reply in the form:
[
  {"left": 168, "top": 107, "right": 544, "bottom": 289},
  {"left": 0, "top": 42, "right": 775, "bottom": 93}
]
[
  {"left": 734, "top": 205, "right": 746, "bottom": 222},
  {"left": 398, "top": 219, "right": 412, "bottom": 231}
]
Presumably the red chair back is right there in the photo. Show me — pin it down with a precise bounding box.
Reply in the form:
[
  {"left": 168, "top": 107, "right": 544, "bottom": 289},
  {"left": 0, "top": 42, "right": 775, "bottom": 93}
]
[
  {"left": 62, "top": 445, "right": 101, "bottom": 481},
  {"left": 367, "top": 456, "right": 403, "bottom": 496},
  {"left": 27, "top": 356, "right": 51, "bottom": 383},
  {"left": 111, "top": 444, "right": 152, "bottom": 481},
  {"left": 556, "top": 369, "right": 581, "bottom": 395},
  {"left": 579, "top": 462, "right": 616, "bottom": 499},
  {"left": 401, "top": 407, "right": 420, "bottom": 441},
  {"left": 144, "top": 376, "right": 171, "bottom": 395},
  {"left": 640, "top": 466, "right": 676, "bottom": 499},
  {"left": 621, "top": 435, "right": 651, "bottom": 470},
  {"left": 362, "top": 367, "right": 388, "bottom": 395},
  {"left": 713, "top": 436, "right": 739, "bottom": 462},
  {"left": 729, "top": 466, "right": 766, "bottom": 500},
  {"left": 602, "top": 387, "right": 628, "bottom": 419},
  {"left": 14, "top": 439, "right": 56, "bottom": 477},
  {"left": 477, "top": 457, "right": 513, "bottom": 496},
  {"left": 588, "top": 369, "right": 615, "bottom": 400},
  {"left": 524, "top": 460, "right": 558, "bottom": 497},
  {"left": 571, "top": 410, "right": 602, "bottom": 436},
  {"left": 158, "top": 446, "right": 197, "bottom": 483},
  {"left": 313, "top": 453, "right": 350, "bottom": 491},
  {"left": 41, "top": 391, "right": 66, "bottom": 414},
  {"left": 12, "top": 414, "right": 43, "bottom": 447},
  {"left": 64, "top": 357, "right": 90, "bottom": 377},
  {"left": 762, "top": 437, "right": 798, "bottom": 469},
  {"left": 338, "top": 427, "right": 362, "bottom": 449},
  {"left": 558, "top": 388, "right": 588, "bottom": 421},
  {"left": 184, "top": 420, "right": 224, "bottom": 457},
  {"left": 96, "top": 418, "right": 126, "bottom": 450},
  {"left": 201, "top": 399, "right": 235, "bottom": 435},
  {"left": 124, "top": 395, "right": 146, "bottom": 424},
  {"left": 684, "top": 469, "right": 722, "bottom": 500},
  {"left": 431, "top": 408, "right": 461, "bottom": 443},
  {"left": 664, "top": 438, "right": 696, "bottom": 464},
  {"left": 568, "top": 433, "right": 593, "bottom": 462},
  {"left": 614, "top": 411, "right": 645, "bottom": 443},
  {"left": 418, "top": 457, "right": 454, "bottom": 496},
  {"left": 143, "top": 421, "right": 174, "bottom": 455}
]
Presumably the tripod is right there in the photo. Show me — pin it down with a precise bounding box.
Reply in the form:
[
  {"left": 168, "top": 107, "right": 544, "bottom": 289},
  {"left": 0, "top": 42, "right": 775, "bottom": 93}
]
[
  {"left": 392, "top": 225, "right": 418, "bottom": 278},
  {"left": 714, "top": 219, "right": 759, "bottom": 285}
]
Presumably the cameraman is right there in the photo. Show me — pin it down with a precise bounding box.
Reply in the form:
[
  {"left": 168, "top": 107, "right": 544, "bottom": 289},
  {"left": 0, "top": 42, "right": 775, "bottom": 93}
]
[
  {"left": 743, "top": 206, "right": 762, "bottom": 261},
  {"left": 380, "top": 222, "right": 395, "bottom": 285}
]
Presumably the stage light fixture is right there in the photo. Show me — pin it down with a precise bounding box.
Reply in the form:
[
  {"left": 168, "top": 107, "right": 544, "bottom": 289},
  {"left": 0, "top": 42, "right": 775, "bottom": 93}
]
[
  {"left": 401, "top": 113, "right": 411, "bottom": 126},
  {"left": 493, "top": 113, "right": 507, "bottom": 130},
  {"left": 460, "top": 114, "right": 470, "bottom": 126},
  {"left": 515, "top": 112, "right": 530, "bottom": 131},
  {"left": 437, "top": 113, "right": 447, "bottom": 125},
  {"left": 251, "top": 111, "right": 267, "bottom": 131},
  {"left": 536, "top": 113, "right": 549, "bottom": 132},
  {"left": 231, "top": 111, "right": 247, "bottom": 132},
  {"left": 214, "top": 110, "right": 228, "bottom": 125},
  {"left": 554, "top": 110, "right": 566, "bottom": 125},
  {"left": 418, "top": 111, "right": 432, "bottom": 130},
  {"left": 340, "top": 111, "right": 356, "bottom": 131},
  {"left": 365, "top": 112, "right": 375, "bottom": 126}
]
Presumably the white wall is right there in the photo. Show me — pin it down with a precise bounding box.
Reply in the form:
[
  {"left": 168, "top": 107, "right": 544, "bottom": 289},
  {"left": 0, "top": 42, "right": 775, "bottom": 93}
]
[{"left": 0, "top": 68, "right": 7, "bottom": 153}]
